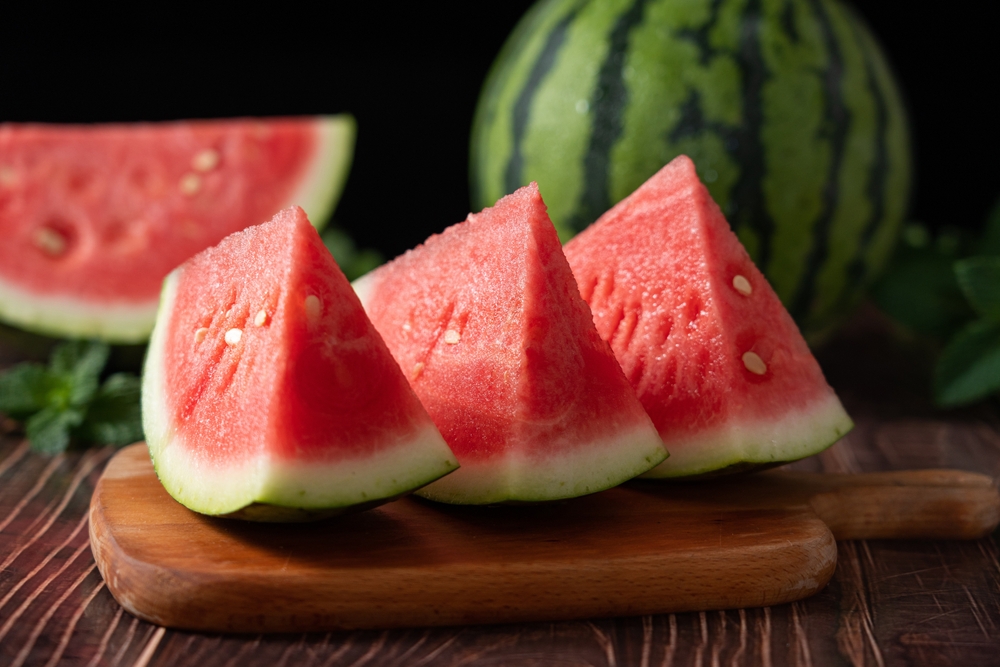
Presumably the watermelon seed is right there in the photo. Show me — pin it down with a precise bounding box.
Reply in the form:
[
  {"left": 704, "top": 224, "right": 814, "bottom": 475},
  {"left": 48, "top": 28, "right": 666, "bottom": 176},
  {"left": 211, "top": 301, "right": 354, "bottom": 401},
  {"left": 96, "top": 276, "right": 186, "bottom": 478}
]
[
  {"left": 742, "top": 351, "right": 767, "bottom": 375},
  {"left": 732, "top": 275, "right": 752, "bottom": 296},
  {"left": 304, "top": 295, "right": 322, "bottom": 322},
  {"left": 254, "top": 309, "right": 268, "bottom": 327},
  {"left": 225, "top": 328, "right": 243, "bottom": 345},
  {"left": 194, "top": 327, "right": 209, "bottom": 344},
  {"left": 0, "top": 166, "right": 16, "bottom": 186},
  {"left": 191, "top": 149, "right": 220, "bottom": 172},
  {"left": 33, "top": 227, "right": 68, "bottom": 256},
  {"left": 412, "top": 362, "right": 424, "bottom": 379},
  {"left": 179, "top": 173, "right": 202, "bottom": 196},
  {"left": 444, "top": 329, "right": 461, "bottom": 345}
]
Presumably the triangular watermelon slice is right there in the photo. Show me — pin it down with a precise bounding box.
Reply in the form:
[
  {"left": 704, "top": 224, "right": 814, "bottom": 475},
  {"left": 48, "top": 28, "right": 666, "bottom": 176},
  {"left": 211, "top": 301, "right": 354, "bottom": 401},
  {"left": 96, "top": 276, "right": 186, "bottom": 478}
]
[
  {"left": 0, "top": 116, "right": 354, "bottom": 343},
  {"left": 142, "top": 207, "right": 457, "bottom": 520},
  {"left": 354, "top": 184, "right": 666, "bottom": 504},
  {"left": 564, "top": 156, "right": 853, "bottom": 478}
]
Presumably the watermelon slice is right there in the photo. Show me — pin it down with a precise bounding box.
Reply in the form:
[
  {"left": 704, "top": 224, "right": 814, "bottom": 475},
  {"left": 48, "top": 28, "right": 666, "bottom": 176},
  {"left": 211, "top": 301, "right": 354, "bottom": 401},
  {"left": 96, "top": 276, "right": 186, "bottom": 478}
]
[
  {"left": 142, "top": 206, "right": 457, "bottom": 520},
  {"left": 563, "top": 156, "right": 853, "bottom": 478},
  {"left": 0, "top": 116, "right": 354, "bottom": 343},
  {"left": 354, "top": 184, "right": 666, "bottom": 504}
]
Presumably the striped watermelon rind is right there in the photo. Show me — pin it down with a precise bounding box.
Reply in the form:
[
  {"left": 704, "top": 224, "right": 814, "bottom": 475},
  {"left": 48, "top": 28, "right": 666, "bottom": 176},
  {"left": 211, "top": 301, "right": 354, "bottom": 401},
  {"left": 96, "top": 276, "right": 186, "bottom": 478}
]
[
  {"left": 0, "top": 116, "right": 355, "bottom": 344},
  {"left": 471, "top": 0, "right": 912, "bottom": 340}
]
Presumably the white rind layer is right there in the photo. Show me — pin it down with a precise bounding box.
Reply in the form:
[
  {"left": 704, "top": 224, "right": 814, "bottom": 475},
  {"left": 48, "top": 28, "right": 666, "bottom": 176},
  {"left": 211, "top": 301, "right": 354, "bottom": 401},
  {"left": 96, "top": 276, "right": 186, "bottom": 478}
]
[
  {"left": 640, "top": 392, "right": 854, "bottom": 478},
  {"left": 415, "top": 422, "right": 667, "bottom": 504},
  {"left": 142, "top": 269, "right": 459, "bottom": 518},
  {"left": 287, "top": 115, "right": 356, "bottom": 231},
  {"left": 0, "top": 115, "right": 356, "bottom": 343},
  {"left": 0, "top": 278, "right": 157, "bottom": 343}
]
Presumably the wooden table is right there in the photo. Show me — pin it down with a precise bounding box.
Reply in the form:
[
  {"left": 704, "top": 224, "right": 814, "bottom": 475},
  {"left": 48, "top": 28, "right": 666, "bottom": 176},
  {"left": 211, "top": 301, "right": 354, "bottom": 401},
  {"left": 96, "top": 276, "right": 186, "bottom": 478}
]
[{"left": 2, "top": 309, "right": 999, "bottom": 666}]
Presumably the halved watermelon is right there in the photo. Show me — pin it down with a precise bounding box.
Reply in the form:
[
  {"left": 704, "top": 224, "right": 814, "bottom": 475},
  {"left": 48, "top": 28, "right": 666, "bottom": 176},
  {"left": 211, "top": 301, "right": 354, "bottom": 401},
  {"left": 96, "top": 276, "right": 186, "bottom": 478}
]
[
  {"left": 142, "top": 206, "right": 457, "bottom": 520},
  {"left": 0, "top": 116, "right": 354, "bottom": 343},
  {"left": 354, "top": 184, "right": 666, "bottom": 504},
  {"left": 563, "top": 156, "right": 853, "bottom": 478}
]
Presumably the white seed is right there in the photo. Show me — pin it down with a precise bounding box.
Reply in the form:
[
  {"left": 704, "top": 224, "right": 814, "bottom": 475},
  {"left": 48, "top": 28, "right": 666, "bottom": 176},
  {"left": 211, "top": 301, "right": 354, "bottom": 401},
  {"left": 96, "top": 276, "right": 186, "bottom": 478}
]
[
  {"left": 402, "top": 322, "right": 411, "bottom": 332},
  {"left": 443, "top": 329, "right": 461, "bottom": 345},
  {"left": 34, "top": 227, "right": 67, "bottom": 256},
  {"left": 194, "top": 327, "right": 209, "bottom": 343},
  {"left": 254, "top": 309, "right": 268, "bottom": 326},
  {"left": 733, "top": 275, "right": 752, "bottom": 296},
  {"left": 191, "top": 148, "right": 220, "bottom": 172},
  {"left": 179, "top": 173, "right": 202, "bottom": 195},
  {"left": 304, "top": 295, "right": 321, "bottom": 321},
  {"left": 742, "top": 351, "right": 767, "bottom": 375},
  {"left": 412, "top": 362, "right": 424, "bottom": 380},
  {"left": 0, "top": 165, "right": 16, "bottom": 186},
  {"left": 225, "top": 328, "right": 243, "bottom": 345}
]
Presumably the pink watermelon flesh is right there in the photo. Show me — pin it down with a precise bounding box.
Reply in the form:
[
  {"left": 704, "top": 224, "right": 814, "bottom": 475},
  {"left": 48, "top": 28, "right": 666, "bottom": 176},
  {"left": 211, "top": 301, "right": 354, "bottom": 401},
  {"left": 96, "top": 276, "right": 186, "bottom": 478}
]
[
  {"left": 354, "top": 184, "right": 666, "bottom": 504},
  {"left": 0, "top": 117, "right": 353, "bottom": 342},
  {"left": 563, "top": 156, "right": 853, "bottom": 478},
  {"left": 142, "top": 207, "right": 457, "bottom": 520}
]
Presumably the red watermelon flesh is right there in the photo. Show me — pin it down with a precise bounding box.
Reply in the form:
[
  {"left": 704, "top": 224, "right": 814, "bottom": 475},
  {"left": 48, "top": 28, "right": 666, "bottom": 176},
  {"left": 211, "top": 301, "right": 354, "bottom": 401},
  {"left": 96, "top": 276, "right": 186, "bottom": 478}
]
[
  {"left": 0, "top": 117, "right": 353, "bottom": 342},
  {"left": 142, "top": 206, "right": 457, "bottom": 520},
  {"left": 354, "top": 184, "right": 666, "bottom": 504},
  {"left": 563, "top": 156, "right": 852, "bottom": 478}
]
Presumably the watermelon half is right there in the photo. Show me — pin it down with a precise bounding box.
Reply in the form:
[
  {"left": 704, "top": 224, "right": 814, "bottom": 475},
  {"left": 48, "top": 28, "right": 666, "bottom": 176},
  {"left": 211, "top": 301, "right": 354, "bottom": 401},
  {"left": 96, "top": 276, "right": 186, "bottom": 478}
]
[
  {"left": 354, "top": 184, "right": 666, "bottom": 504},
  {"left": 142, "top": 207, "right": 457, "bottom": 520},
  {"left": 564, "top": 156, "right": 853, "bottom": 478},
  {"left": 0, "top": 116, "right": 354, "bottom": 343}
]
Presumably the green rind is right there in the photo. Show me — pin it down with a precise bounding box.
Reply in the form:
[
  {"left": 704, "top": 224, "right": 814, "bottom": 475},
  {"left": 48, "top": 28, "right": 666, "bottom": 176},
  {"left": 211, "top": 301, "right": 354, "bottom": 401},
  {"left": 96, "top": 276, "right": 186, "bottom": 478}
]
[
  {"left": 416, "top": 423, "right": 667, "bottom": 504},
  {"left": 290, "top": 115, "right": 357, "bottom": 231},
  {"left": 472, "top": 0, "right": 911, "bottom": 338},
  {"left": 640, "top": 392, "right": 853, "bottom": 479},
  {"left": 0, "top": 116, "right": 356, "bottom": 344},
  {"left": 142, "top": 270, "right": 459, "bottom": 520}
]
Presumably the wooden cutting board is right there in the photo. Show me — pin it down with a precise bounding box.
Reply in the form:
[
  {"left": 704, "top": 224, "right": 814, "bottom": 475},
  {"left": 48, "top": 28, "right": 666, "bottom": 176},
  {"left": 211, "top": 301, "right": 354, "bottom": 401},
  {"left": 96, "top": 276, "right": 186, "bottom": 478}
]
[{"left": 89, "top": 444, "right": 1000, "bottom": 633}]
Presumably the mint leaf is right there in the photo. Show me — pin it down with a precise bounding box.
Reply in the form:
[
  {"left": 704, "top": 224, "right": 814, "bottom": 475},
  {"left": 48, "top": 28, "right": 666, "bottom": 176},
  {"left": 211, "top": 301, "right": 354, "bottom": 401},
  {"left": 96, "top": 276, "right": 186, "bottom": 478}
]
[
  {"left": 935, "top": 319, "right": 1000, "bottom": 406},
  {"left": 980, "top": 198, "right": 1000, "bottom": 256},
  {"left": 872, "top": 247, "right": 975, "bottom": 339},
  {"left": 50, "top": 340, "right": 109, "bottom": 406},
  {"left": 26, "top": 406, "right": 85, "bottom": 455},
  {"left": 76, "top": 373, "right": 144, "bottom": 446},
  {"left": 955, "top": 257, "right": 1000, "bottom": 319},
  {"left": 0, "top": 363, "right": 55, "bottom": 418},
  {"left": 322, "top": 227, "right": 384, "bottom": 281}
]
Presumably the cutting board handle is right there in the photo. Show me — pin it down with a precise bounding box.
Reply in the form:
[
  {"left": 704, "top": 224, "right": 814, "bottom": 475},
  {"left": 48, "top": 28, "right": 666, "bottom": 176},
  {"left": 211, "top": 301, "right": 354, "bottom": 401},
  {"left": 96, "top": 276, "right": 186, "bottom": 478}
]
[{"left": 783, "top": 469, "right": 1000, "bottom": 540}]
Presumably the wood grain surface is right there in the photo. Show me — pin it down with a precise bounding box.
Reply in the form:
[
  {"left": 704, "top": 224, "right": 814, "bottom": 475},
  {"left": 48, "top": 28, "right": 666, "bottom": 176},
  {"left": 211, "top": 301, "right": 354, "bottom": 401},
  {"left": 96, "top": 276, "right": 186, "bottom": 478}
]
[
  {"left": 87, "top": 445, "right": 1000, "bottom": 634},
  {"left": 3, "top": 309, "right": 1000, "bottom": 665}
]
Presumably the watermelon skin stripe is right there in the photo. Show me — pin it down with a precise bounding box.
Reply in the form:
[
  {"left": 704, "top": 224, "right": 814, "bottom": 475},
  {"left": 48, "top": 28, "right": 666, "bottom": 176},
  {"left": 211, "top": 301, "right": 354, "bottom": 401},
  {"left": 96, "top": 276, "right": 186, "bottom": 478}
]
[{"left": 472, "top": 0, "right": 911, "bottom": 339}]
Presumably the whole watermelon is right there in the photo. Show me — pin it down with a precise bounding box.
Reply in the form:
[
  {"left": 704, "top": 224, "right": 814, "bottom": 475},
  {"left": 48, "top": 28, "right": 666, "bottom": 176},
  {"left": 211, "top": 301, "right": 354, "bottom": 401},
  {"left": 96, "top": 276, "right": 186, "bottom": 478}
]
[{"left": 470, "top": 0, "right": 912, "bottom": 340}]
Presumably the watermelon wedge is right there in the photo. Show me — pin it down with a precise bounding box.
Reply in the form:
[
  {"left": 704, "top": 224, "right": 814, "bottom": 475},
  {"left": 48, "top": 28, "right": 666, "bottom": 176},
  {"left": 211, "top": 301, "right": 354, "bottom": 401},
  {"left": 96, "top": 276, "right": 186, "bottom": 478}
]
[
  {"left": 142, "top": 207, "right": 457, "bottom": 520},
  {"left": 354, "top": 184, "right": 666, "bottom": 504},
  {"left": 0, "top": 116, "right": 354, "bottom": 343},
  {"left": 563, "top": 156, "right": 853, "bottom": 478}
]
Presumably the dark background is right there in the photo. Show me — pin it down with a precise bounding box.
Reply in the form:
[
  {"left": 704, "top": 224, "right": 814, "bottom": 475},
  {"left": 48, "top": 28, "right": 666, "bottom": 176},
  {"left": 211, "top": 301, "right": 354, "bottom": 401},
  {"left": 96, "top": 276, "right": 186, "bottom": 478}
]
[{"left": 1, "top": 3, "right": 997, "bottom": 260}]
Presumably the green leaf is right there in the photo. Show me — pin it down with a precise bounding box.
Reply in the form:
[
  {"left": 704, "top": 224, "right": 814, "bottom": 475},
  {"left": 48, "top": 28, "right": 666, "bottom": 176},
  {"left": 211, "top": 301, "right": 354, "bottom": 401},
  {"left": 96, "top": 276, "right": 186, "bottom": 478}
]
[
  {"left": 76, "top": 373, "right": 144, "bottom": 447},
  {"left": 25, "top": 406, "right": 85, "bottom": 455},
  {"left": 955, "top": 257, "right": 1000, "bottom": 319},
  {"left": 0, "top": 363, "right": 55, "bottom": 418},
  {"left": 50, "top": 340, "right": 109, "bottom": 406},
  {"left": 872, "top": 247, "right": 975, "bottom": 340},
  {"left": 980, "top": 197, "right": 1000, "bottom": 256},
  {"left": 935, "top": 319, "right": 1000, "bottom": 406}
]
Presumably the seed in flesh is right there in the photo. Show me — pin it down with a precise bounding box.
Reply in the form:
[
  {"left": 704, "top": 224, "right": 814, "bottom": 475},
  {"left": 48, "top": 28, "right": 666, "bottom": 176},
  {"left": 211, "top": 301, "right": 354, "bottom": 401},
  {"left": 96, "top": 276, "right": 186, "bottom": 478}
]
[
  {"left": 225, "top": 328, "right": 243, "bottom": 345},
  {"left": 194, "top": 327, "right": 209, "bottom": 343},
  {"left": 742, "top": 351, "right": 767, "bottom": 375},
  {"left": 34, "top": 227, "right": 68, "bottom": 256},
  {"left": 254, "top": 309, "right": 268, "bottom": 327},
  {"left": 179, "top": 173, "right": 202, "bottom": 196},
  {"left": 444, "top": 330, "right": 461, "bottom": 345},
  {"left": 304, "top": 295, "right": 321, "bottom": 322},
  {"left": 732, "top": 275, "right": 752, "bottom": 296},
  {"left": 191, "top": 149, "right": 220, "bottom": 172}
]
